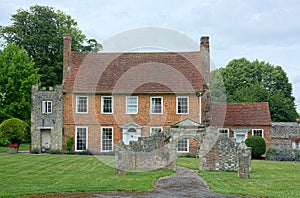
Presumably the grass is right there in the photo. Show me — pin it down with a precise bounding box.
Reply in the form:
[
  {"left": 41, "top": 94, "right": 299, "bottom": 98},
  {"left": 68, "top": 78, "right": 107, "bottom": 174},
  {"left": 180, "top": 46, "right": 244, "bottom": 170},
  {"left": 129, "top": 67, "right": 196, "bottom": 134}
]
[
  {"left": 178, "top": 157, "right": 300, "bottom": 198},
  {"left": 176, "top": 157, "right": 199, "bottom": 170},
  {"left": 0, "top": 154, "right": 174, "bottom": 197},
  {"left": 0, "top": 143, "right": 30, "bottom": 153}
]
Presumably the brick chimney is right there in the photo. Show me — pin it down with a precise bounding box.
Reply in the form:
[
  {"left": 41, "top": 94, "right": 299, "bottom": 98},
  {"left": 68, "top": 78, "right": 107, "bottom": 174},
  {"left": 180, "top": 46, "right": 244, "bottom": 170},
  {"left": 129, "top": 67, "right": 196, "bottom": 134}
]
[
  {"left": 200, "top": 36, "right": 210, "bottom": 87},
  {"left": 63, "top": 34, "right": 72, "bottom": 83},
  {"left": 200, "top": 36, "right": 209, "bottom": 51},
  {"left": 200, "top": 36, "right": 211, "bottom": 126}
]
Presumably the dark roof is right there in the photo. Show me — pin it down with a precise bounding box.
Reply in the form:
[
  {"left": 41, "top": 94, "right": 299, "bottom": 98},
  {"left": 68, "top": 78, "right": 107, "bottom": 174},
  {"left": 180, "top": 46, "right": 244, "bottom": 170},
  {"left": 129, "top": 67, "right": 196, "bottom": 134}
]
[
  {"left": 63, "top": 51, "right": 203, "bottom": 93},
  {"left": 210, "top": 102, "right": 272, "bottom": 126}
]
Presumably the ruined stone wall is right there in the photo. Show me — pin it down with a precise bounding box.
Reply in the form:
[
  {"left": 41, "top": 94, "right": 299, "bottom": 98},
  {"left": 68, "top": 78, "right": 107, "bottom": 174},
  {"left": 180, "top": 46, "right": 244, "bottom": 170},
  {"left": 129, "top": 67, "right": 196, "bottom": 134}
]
[
  {"left": 115, "top": 124, "right": 242, "bottom": 172},
  {"left": 115, "top": 131, "right": 176, "bottom": 172},
  {"left": 199, "top": 128, "right": 238, "bottom": 171},
  {"left": 271, "top": 122, "right": 300, "bottom": 148}
]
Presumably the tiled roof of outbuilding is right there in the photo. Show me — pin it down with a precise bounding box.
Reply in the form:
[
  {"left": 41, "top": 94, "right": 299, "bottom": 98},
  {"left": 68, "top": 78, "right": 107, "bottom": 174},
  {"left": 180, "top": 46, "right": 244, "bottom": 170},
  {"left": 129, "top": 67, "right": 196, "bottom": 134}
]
[{"left": 210, "top": 102, "right": 272, "bottom": 126}]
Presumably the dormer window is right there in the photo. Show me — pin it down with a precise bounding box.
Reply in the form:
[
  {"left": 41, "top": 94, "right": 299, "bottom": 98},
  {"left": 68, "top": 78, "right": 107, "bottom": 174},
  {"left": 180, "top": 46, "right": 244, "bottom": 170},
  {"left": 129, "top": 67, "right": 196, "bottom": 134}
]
[{"left": 42, "top": 101, "right": 52, "bottom": 114}]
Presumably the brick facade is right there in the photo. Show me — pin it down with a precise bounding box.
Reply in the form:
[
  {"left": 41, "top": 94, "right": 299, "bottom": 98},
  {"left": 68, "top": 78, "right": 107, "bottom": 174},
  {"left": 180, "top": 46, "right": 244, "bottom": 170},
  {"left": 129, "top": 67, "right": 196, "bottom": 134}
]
[{"left": 63, "top": 93, "right": 201, "bottom": 153}]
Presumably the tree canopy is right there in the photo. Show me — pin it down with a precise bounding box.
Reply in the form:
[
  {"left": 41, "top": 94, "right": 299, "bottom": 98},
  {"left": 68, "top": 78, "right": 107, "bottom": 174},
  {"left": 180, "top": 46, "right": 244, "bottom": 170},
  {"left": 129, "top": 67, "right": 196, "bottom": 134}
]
[
  {"left": 210, "top": 58, "right": 299, "bottom": 122},
  {"left": 0, "top": 5, "right": 102, "bottom": 86},
  {"left": 0, "top": 44, "right": 40, "bottom": 124}
]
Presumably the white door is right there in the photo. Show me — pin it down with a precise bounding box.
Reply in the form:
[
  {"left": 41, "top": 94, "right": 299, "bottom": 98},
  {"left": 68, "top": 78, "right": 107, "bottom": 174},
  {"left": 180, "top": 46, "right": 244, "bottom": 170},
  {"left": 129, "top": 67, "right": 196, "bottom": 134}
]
[
  {"left": 122, "top": 128, "right": 141, "bottom": 145},
  {"left": 41, "top": 129, "right": 51, "bottom": 149}
]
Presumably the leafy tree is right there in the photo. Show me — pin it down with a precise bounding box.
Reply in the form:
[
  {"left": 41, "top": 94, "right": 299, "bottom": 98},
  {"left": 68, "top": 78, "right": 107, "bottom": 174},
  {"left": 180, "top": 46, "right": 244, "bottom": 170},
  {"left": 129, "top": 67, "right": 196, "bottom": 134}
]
[
  {"left": 0, "top": 5, "right": 102, "bottom": 86},
  {"left": 245, "top": 135, "right": 266, "bottom": 159},
  {"left": 0, "top": 44, "right": 40, "bottom": 124},
  {"left": 0, "top": 118, "right": 29, "bottom": 147},
  {"left": 210, "top": 58, "right": 298, "bottom": 121}
]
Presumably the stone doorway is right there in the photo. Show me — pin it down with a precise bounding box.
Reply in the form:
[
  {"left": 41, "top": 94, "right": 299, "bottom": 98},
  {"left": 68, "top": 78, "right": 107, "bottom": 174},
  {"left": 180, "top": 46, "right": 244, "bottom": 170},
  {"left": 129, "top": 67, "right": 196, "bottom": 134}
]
[{"left": 40, "top": 129, "right": 51, "bottom": 151}]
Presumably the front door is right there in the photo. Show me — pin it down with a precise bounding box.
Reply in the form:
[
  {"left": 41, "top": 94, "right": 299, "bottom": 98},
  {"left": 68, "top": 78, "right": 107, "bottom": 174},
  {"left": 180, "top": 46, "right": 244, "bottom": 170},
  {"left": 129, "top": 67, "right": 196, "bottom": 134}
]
[{"left": 41, "top": 129, "right": 51, "bottom": 149}]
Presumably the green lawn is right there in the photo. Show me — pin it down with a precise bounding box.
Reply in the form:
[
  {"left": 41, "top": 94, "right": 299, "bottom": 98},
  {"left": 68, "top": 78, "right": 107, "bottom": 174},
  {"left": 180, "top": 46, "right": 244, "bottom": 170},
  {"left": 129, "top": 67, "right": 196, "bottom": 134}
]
[
  {"left": 0, "top": 154, "right": 174, "bottom": 197},
  {"left": 178, "top": 157, "right": 300, "bottom": 198},
  {"left": 0, "top": 143, "right": 30, "bottom": 153}
]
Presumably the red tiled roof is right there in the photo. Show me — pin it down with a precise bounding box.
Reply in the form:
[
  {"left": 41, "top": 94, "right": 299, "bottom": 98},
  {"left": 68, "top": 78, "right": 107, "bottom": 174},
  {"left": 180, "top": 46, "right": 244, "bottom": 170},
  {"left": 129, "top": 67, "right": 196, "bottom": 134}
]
[
  {"left": 210, "top": 102, "right": 272, "bottom": 126},
  {"left": 63, "top": 51, "right": 203, "bottom": 93}
]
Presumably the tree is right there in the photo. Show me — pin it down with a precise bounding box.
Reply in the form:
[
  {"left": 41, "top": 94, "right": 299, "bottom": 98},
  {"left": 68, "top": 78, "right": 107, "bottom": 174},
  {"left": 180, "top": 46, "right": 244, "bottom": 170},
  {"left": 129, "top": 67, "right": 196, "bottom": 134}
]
[
  {"left": 210, "top": 58, "right": 298, "bottom": 122},
  {"left": 245, "top": 136, "right": 266, "bottom": 159},
  {"left": 0, "top": 118, "right": 29, "bottom": 147},
  {"left": 0, "top": 44, "right": 40, "bottom": 124},
  {"left": 0, "top": 5, "right": 102, "bottom": 86}
]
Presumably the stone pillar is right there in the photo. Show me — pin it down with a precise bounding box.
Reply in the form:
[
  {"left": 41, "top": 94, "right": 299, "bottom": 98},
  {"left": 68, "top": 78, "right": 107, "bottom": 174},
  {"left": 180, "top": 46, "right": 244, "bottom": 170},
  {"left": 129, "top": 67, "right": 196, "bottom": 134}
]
[{"left": 237, "top": 142, "right": 251, "bottom": 178}]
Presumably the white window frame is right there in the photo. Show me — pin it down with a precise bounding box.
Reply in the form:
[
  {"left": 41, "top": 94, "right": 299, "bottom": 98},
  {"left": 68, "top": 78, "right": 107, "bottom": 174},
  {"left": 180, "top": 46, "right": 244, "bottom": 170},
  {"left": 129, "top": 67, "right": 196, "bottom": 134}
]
[
  {"left": 150, "top": 127, "right": 163, "bottom": 136},
  {"left": 252, "top": 129, "right": 264, "bottom": 138},
  {"left": 176, "top": 96, "right": 189, "bottom": 114},
  {"left": 126, "top": 96, "right": 138, "bottom": 114},
  {"left": 76, "top": 96, "right": 88, "bottom": 114},
  {"left": 101, "top": 96, "right": 114, "bottom": 114},
  {"left": 234, "top": 132, "right": 248, "bottom": 143},
  {"left": 75, "top": 126, "right": 88, "bottom": 151},
  {"left": 292, "top": 142, "right": 300, "bottom": 150},
  {"left": 42, "top": 101, "right": 52, "bottom": 114},
  {"left": 177, "top": 138, "right": 189, "bottom": 153},
  {"left": 150, "top": 96, "right": 163, "bottom": 114},
  {"left": 101, "top": 127, "right": 113, "bottom": 152},
  {"left": 218, "top": 128, "right": 229, "bottom": 137}
]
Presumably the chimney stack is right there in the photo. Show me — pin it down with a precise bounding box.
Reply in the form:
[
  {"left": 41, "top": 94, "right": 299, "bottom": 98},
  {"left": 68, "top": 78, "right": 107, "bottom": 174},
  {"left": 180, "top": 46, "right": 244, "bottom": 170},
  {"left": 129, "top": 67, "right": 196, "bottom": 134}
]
[
  {"left": 63, "top": 34, "right": 72, "bottom": 83},
  {"left": 200, "top": 36, "right": 210, "bottom": 86},
  {"left": 200, "top": 36, "right": 209, "bottom": 51},
  {"left": 200, "top": 36, "right": 211, "bottom": 126}
]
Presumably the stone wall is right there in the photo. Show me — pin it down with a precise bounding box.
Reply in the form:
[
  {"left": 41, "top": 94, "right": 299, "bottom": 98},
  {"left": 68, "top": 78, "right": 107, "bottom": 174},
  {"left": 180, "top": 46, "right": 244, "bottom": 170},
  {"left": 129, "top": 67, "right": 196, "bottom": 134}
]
[
  {"left": 31, "top": 85, "right": 63, "bottom": 152},
  {"left": 199, "top": 129, "right": 238, "bottom": 171},
  {"left": 115, "top": 123, "right": 243, "bottom": 172},
  {"left": 271, "top": 122, "right": 300, "bottom": 148},
  {"left": 115, "top": 131, "right": 176, "bottom": 172}
]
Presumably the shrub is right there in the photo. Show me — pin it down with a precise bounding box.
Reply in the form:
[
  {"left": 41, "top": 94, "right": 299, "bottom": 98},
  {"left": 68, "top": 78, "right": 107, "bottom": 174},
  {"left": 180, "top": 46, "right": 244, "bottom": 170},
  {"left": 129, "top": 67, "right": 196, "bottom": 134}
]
[
  {"left": 266, "top": 147, "right": 300, "bottom": 161},
  {"left": 77, "top": 150, "right": 92, "bottom": 155},
  {"left": 0, "top": 118, "right": 29, "bottom": 148},
  {"left": 245, "top": 135, "right": 266, "bottom": 159},
  {"left": 0, "top": 138, "right": 10, "bottom": 146},
  {"left": 66, "top": 136, "right": 74, "bottom": 154}
]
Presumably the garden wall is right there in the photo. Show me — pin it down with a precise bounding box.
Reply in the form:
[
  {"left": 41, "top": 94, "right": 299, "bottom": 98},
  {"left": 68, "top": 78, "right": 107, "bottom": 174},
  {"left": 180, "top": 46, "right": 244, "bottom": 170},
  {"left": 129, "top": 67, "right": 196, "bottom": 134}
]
[{"left": 271, "top": 122, "right": 300, "bottom": 149}]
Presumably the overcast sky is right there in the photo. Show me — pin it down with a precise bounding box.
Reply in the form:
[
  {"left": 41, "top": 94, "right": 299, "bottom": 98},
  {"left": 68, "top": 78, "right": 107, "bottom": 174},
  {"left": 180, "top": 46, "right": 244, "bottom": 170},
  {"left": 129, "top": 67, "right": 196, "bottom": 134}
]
[{"left": 1, "top": 0, "right": 300, "bottom": 113}]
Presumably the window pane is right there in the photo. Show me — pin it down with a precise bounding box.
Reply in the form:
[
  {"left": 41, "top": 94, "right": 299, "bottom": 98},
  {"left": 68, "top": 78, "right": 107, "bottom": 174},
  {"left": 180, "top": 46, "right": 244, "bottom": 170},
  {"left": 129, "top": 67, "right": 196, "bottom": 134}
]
[
  {"left": 76, "top": 128, "right": 87, "bottom": 151},
  {"left": 253, "top": 129, "right": 263, "bottom": 137},
  {"left": 127, "top": 96, "right": 138, "bottom": 114},
  {"left": 42, "top": 101, "right": 52, "bottom": 114},
  {"left": 47, "top": 102, "right": 52, "bottom": 113},
  {"left": 218, "top": 129, "right": 229, "bottom": 135},
  {"left": 177, "top": 97, "right": 188, "bottom": 114},
  {"left": 102, "top": 128, "right": 113, "bottom": 151},
  {"left": 151, "top": 127, "right": 162, "bottom": 135},
  {"left": 77, "top": 97, "right": 87, "bottom": 113},
  {"left": 151, "top": 97, "right": 162, "bottom": 113},
  {"left": 102, "top": 97, "right": 113, "bottom": 113},
  {"left": 177, "top": 138, "right": 188, "bottom": 152}
]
